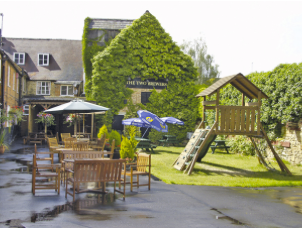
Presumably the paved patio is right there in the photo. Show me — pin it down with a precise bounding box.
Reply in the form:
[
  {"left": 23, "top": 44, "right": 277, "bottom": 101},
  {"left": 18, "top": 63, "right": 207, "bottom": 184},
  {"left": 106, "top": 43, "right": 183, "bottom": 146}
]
[{"left": 0, "top": 138, "right": 302, "bottom": 228}]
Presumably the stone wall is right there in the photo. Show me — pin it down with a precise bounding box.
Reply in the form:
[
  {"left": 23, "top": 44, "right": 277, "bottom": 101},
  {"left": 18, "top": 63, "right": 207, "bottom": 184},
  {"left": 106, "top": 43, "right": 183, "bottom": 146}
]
[{"left": 268, "top": 119, "right": 302, "bottom": 165}]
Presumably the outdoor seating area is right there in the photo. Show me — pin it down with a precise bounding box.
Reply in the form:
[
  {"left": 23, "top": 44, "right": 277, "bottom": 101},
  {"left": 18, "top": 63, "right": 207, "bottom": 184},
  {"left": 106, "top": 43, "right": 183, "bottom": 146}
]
[{"left": 29, "top": 130, "right": 153, "bottom": 202}]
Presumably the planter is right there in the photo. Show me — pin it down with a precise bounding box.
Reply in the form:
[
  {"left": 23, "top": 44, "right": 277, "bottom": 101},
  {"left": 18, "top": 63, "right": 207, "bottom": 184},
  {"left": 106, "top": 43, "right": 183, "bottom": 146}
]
[
  {"left": 113, "top": 149, "right": 120, "bottom": 159},
  {"left": 0, "top": 145, "right": 5, "bottom": 154}
]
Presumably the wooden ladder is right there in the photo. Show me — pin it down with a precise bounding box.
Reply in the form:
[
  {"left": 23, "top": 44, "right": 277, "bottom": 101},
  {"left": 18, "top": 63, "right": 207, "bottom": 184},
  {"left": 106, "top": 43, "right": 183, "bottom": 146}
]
[{"left": 173, "top": 128, "right": 209, "bottom": 171}]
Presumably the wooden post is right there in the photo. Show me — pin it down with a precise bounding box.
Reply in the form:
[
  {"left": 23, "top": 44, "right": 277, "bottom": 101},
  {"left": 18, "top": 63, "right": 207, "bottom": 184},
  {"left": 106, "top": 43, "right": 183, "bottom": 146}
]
[
  {"left": 91, "top": 113, "right": 94, "bottom": 138},
  {"left": 215, "top": 90, "right": 220, "bottom": 131},
  {"left": 202, "top": 97, "right": 206, "bottom": 128},
  {"left": 242, "top": 94, "right": 245, "bottom": 106},
  {"left": 28, "top": 104, "right": 33, "bottom": 133},
  {"left": 257, "top": 91, "right": 261, "bottom": 135},
  {"left": 83, "top": 114, "right": 85, "bottom": 134}
]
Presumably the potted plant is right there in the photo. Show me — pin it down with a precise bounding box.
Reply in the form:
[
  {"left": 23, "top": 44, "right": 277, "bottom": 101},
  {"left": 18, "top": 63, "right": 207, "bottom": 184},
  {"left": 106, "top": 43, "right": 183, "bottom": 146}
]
[
  {"left": 119, "top": 126, "right": 138, "bottom": 163},
  {"left": 0, "top": 130, "right": 9, "bottom": 154},
  {"left": 109, "top": 130, "right": 122, "bottom": 159},
  {"left": 63, "top": 113, "right": 82, "bottom": 135}
]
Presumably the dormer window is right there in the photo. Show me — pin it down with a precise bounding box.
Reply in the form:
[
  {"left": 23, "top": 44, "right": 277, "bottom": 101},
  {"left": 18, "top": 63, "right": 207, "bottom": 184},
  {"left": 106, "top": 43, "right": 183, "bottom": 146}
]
[
  {"left": 13, "top": 53, "right": 25, "bottom": 65},
  {"left": 38, "top": 53, "right": 49, "bottom": 66}
]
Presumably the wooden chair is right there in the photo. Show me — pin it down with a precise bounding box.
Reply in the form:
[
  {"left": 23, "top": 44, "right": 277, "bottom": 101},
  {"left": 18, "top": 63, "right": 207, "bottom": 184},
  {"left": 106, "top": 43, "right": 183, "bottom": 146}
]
[
  {"left": 34, "top": 144, "right": 53, "bottom": 165},
  {"left": 32, "top": 153, "right": 61, "bottom": 195},
  {"left": 103, "top": 139, "right": 115, "bottom": 159},
  {"left": 90, "top": 134, "right": 107, "bottom": 151},
  {"left": 64, "top": 137, "right": 77, "bottom": 148},
  {"left": 47, "top": 137, "right": 64, "bottom": 161},
  {"left": 61, "top": 133, "right": 71, "bottom": 142},
  {"left": 120, "top": 153, "right": 151, "bottom": 192},
  {"left": 72, "top": 141, "right": 89, "bottom": 151}
]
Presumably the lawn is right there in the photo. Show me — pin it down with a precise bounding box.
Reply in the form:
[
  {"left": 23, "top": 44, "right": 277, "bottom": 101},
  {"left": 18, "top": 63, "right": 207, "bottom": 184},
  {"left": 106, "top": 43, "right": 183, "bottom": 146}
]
[{"left": 149, "top": 146, "right": 302, "bottom": 187}]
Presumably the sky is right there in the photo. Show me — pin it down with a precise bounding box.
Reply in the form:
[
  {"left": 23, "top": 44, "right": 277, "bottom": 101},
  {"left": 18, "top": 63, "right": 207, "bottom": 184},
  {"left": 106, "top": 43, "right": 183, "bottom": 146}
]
[{"left": 0, "top": 0, "right": 301, "bottom": 77}]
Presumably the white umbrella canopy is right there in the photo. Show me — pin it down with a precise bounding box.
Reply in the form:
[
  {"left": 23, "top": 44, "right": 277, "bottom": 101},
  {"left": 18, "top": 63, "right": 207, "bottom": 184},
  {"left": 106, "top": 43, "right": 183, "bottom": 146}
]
[{"left": 44, "top": 99, "right": 109, "bottom": 114}]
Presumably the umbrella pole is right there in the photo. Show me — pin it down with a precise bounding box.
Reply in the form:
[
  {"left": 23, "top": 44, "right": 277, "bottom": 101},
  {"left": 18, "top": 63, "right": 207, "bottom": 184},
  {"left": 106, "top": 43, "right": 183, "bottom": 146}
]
[{"left": 135, "top": 127, "right": 150, "bottom": 151}]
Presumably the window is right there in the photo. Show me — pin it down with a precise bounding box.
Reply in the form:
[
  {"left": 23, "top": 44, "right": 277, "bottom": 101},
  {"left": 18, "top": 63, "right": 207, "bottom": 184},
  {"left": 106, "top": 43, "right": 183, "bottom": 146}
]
[
  {"left": 13, "top": 53, "right": 25, "bottom": 65},
  {"left": 61, "top": 85, "right": 74, "bottom": 96},
  {"left": 36, "top": 81, "right": 50, "bottom": 95},
  {"left": 23, "top": 105, "right": 29, "bottom": 115},
  {"left": 7, "top": 66, "right": 10, "bottom": 87},
  {"left": 141, "top": 92, "right": 152, "bottom": 105},
  {"left": 38, "top": 53, "right": 49, "bottom": 66}
]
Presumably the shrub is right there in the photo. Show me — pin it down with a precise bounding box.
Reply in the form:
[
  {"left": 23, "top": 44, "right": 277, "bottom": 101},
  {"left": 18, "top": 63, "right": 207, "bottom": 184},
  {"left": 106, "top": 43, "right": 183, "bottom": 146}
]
[
  {"left": 120, "top": 126, "right": 138, "bottom": 159},
  {"left": 228, "top": 135, "right": 255, "bottom": 156},
  {"left": 109, "top": 130, "right": 121, "bottom": 147},
  {"left": 97, "top": 125, "right": 108, "bottom": 139}
]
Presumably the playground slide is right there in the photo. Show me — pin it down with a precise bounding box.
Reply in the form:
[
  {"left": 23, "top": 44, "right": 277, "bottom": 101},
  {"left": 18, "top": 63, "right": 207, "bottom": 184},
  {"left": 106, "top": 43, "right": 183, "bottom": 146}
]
[{"left": 197, "top": 134, "right": 217, "bottom": 162}]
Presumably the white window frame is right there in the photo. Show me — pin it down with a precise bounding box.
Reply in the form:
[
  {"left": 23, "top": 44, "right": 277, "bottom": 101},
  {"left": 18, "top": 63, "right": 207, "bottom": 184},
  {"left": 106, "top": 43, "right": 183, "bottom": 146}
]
[
  {"left": 16, "top": 75, "right": 19, "bottom": 93},
  {"left": 60, "top": 85, "right": 74, "bottom": 96},
  {"left": 38, "top": 53, "right": 49, "bottom": 66},
  {"left": 7, "top": 66, "right": 10, "bottom": 87},
  {"left": 36, "top": 81, "right": 51, "bottom": 95},
  {"left": 13, "top": 53, "right": 25, "bottom": 65},
  {"left": 23, "top": 105, "right": 29, "bottom": 116},
  {"left": 13, "top": 73, "right": 15, "bottom": 91}
]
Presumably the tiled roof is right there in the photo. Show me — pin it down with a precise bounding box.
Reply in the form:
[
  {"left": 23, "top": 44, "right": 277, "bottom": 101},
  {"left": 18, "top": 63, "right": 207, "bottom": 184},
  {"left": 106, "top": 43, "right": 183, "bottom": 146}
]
[
  {"left": 2, "top": 38, "right": 83, "bottom": 81},
  {"left": 89, "top": 18, "right": 133, "bottom": 30}
]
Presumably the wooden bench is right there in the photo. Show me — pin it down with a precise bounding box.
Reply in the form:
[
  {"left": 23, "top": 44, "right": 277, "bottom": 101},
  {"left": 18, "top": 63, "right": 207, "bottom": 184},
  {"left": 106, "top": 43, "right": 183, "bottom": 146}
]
[
  {"left": 210, "top": 140, "right": 230, "bottom": 154},
  {"left": 61, "top": 149, "right": 114, "bottom": 183},
  {"left": 25, "top": 132, "right": 46, "bottom": 145},
  {"left": 65, "top": 159, "right": 126, "bottom": 202},
  {"left": 136, "top": 140, "right": 157, "bottom": 153}
]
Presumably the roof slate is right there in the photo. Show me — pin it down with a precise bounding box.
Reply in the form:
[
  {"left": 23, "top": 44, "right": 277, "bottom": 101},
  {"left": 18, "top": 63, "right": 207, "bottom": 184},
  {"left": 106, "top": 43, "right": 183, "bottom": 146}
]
[
  {"left": 2, "top": 38, "right": 83, "bottom": 81},
  {"left": 89, "top": 18, "right": 133, "bottom": 30}
]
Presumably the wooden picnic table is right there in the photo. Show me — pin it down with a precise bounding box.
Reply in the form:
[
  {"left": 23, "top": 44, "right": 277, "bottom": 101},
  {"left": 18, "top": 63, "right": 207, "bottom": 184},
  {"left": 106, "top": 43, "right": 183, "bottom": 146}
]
[
  {"left": 135, "top": 137, "right": 157, "bottom": 153},
  {"left": 158, "top": 135, "right": 179, "bottom": 146},
  {"left": 210, "top": 140, "right": 230, "bottom": 154}
]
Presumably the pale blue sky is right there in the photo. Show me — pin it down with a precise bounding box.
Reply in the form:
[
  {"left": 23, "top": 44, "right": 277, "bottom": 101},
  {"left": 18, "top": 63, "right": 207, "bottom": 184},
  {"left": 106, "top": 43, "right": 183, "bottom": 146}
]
[{"left": 1, "top": 0, "right": 301, "bottom": 77}]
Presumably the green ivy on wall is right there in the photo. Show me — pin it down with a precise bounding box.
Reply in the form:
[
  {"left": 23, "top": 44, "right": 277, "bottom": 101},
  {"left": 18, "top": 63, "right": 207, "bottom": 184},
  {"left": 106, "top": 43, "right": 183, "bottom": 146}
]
[
  {"left": 90, "top": 11, "right": 199, "bottom": 136},
  {"left": 82, "top": 17, "right": 111, "bottom": 100}
]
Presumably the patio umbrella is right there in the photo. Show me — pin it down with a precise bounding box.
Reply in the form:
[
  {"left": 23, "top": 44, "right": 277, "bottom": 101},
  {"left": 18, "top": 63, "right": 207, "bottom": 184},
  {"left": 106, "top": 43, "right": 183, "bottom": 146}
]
[
  {"left": 160, "top": 117, "right": 185, "bottom": 125},
  {"left": 137, "top": 110, "right": 168, "bottom": 133},
  {"left": 122, "top": 118, "right": 151, "bottom": 128},
  {"left": 44, "top": 99, "right": 109, "bottom": 138},
  {"left": 43, "top": 99, "right": 109, "bottom": 114}
]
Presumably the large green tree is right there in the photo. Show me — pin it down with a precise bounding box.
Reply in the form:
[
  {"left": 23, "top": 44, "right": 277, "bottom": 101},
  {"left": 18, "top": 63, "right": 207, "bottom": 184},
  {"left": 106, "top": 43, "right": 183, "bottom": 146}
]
[{"left": 180, "top": 37, "right": 220, "bottom": 85}]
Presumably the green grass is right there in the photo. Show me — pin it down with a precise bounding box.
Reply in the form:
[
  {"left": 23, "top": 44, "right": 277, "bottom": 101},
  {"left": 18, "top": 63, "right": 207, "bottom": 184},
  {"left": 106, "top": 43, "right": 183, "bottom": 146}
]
[{"left": 148, "top": 146, "right": 302, "bottom": 187}]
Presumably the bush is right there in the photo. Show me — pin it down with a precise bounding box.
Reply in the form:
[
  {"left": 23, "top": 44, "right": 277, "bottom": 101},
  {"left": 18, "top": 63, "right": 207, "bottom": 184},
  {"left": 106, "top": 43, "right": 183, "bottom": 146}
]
[
  {"left": 120, "top": 126, "right": 138, "bottom": 159},
  {"left": 228, "top": 135, "right": 255, "bottom": 156},
  {"left": 109, "top": 130, "right": 121, "bottom": 147},
  {"left": 97, "top": 125, "right": 108, "bottom": 139}
]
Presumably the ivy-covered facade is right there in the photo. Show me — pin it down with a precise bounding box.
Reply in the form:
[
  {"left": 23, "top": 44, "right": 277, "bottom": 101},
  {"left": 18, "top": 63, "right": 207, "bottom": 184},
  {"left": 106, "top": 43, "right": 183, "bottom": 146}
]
[{"left": 84, "top": 11, "right": 199, "bottom": 138}]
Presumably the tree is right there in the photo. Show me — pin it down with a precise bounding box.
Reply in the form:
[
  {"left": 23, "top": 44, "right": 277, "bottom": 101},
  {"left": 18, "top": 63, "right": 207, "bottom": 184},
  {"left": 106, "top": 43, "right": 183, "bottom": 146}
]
[{"left": 180, "top": 37, "right": 220, "bottom": 85}]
